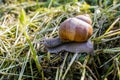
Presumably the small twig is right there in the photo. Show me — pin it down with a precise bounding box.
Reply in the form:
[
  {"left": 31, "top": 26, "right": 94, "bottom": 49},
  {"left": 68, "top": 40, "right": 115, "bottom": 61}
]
[
  {"left": 76, "top": 61, "right": 98, "bottom": 80},
  {"left": 55, "top": 67, "right": 59, "bottom": 80},
  {"left": 0, "top": 71, "right": 38, "bottom": 78},
  {"left": 81, "top": 55, "right": 90, "bottom": 80},
  {"left": 59, "top": 53, "right": 68, "bottom": 80},
  {"left": 93, "top": 18, "right": 120, "bottom": 41},
  {"left": 104, "top": 18, "right": 120, "bottom": 34},
  {"left": 99, "top": 53, "right": 120, "bottom": 68},
  {"left": 62, "top": 52, "right": 79, "bottom": 80},
  {"left": 101, "top": 36, "right": 120, "bottom": 43}
]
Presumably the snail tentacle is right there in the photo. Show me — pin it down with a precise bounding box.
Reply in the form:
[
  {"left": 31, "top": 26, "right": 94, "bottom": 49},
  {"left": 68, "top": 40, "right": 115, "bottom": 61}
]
[{"left": 43, "top": 37, "right": 62, "bottom": 48}]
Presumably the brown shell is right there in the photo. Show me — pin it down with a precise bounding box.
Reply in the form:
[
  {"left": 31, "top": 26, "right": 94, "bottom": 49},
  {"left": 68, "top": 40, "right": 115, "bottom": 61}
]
[
  {"left": 59, "top": 15, "right": 93, "bottom": 42},
  {"left": 76, "top": 14, "right": 92, "bottom": 25}
]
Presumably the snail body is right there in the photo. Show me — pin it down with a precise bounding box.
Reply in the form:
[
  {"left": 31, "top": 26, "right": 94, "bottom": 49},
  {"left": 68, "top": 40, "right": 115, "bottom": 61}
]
[
  {"left": 46, "top": 40, "right": 94, "bottom": 55},
  {"left": 44, "top": 37, "right": 62, "bottom": 48},
  {"left": 43, "top": 14, "right": 93, "bottom": 54}
]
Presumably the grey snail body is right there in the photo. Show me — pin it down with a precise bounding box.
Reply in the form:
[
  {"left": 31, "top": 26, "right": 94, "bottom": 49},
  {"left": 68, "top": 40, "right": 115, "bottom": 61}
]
[
  {"left": 43, "top": 14, "right": 94, "bottom": 55},
  {"left": 46, "top": 40, "right": 94, "bottom": 55},
  {"left": 44, "top": 37, "right": 62, "bottom": 48}
]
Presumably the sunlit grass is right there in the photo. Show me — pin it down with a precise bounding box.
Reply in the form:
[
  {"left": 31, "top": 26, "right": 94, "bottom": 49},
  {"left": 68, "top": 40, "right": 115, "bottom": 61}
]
[{"left": 0, "top": 0, "right": 120, "bottom": 80}]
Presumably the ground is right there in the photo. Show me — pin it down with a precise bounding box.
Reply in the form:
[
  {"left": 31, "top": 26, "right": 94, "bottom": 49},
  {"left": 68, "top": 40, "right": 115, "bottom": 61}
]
[{"left": 0, "top": 0, "right": 120, "bottom": 80}]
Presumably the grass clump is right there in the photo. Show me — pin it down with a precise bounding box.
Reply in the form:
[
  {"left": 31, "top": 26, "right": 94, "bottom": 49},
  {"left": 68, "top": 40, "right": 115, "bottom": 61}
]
[{"left": 0, "top": 0, "right": 120, "bottom": 80}]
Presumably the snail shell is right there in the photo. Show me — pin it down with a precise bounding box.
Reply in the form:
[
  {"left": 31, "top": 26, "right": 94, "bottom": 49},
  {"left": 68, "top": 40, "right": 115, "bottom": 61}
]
[
  {"left": 43, "top": 14, "right": 93, "bottom": 55},
  {"left": 59, "top": 14, "right": 93, "bottom": 42},
  {"left": 76, "top": 14, "right": 92, "bottom": 25}
]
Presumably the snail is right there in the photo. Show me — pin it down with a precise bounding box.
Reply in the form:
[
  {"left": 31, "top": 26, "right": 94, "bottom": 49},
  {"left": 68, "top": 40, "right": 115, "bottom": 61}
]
[{"left": 43, "top": 14, "right": 94, "bottom": 55}]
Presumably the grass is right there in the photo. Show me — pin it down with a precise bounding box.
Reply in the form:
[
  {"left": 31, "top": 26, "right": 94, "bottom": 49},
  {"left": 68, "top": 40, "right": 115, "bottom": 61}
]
[{"left": 0, "top": 0, "right": 120, "bottom": 80}]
